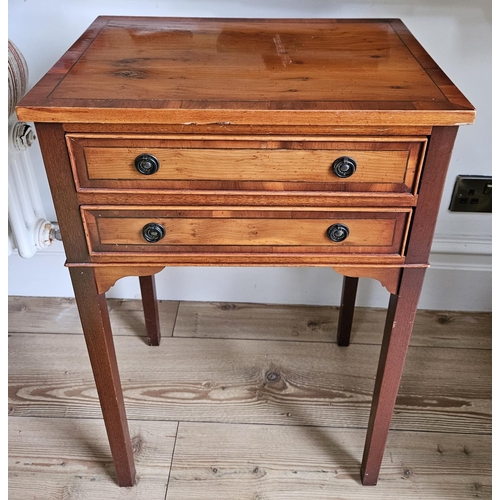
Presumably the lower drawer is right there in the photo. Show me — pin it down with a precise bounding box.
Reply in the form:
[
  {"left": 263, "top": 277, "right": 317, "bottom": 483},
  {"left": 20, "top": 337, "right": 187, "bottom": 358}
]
[{"left": 82, "top": 206, "right": 411, "bottom": 256}]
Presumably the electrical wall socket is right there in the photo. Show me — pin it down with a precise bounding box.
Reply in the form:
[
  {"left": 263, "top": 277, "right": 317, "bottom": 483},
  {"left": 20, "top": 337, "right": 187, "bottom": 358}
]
[{"left": 448, "top": 175, "right": 492, "bottom": 213}]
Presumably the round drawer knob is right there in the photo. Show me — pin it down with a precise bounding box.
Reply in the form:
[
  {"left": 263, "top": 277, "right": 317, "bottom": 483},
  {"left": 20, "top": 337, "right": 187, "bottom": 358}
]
[
  {"left": 326, "top": 223, "right": 349, "bottom": 242},
  {"left": 332, "top": 156, "right": 356, "bottom": 178},
  {"left": 135, "top": 153, "right": 160, "bottom": 175},
  {"left": 142, "top": 223, "right": 166, "bottom": 243}
]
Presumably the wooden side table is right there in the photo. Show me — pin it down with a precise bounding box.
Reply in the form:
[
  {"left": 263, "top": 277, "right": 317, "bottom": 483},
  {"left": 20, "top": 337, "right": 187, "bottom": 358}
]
[{"left": 16, "top": 17, "right": 475, "bottom": 487}]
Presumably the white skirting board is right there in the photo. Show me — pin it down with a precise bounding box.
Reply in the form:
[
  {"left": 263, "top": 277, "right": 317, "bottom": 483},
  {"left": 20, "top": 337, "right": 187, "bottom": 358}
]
[{"left": 7, "top": 236, "right": 492, "bottom": 312}]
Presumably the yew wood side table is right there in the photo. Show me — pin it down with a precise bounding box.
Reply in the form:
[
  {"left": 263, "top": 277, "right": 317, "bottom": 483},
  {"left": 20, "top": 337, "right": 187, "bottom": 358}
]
[{"left": 16, "top": 17, "right": 475, "bottom": 487}]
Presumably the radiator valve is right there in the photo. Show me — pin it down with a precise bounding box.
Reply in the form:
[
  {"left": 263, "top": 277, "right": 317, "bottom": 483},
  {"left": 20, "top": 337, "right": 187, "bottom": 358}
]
[{"left": 11, "top": 121, "right": 36, "bottom": 151}]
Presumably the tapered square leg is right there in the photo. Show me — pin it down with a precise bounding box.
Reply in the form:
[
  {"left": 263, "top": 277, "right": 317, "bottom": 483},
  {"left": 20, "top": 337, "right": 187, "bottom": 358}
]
[
  {"left": 69, "top": 267, "right": 136, "bottom": 487},
  {"left": 139, "top": 275, "right": 161, "bottom": 346},
  {"left": 361, "top": 267, "right": 426, "bottom": 485},
  {"left": 337, "top": 276, "right": 359, "bottom": 346}
]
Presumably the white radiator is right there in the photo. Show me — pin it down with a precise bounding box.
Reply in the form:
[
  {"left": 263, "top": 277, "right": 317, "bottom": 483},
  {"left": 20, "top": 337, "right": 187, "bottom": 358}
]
[
  {"left": 8, "top": 119, "right": 56, "bottom": 258},
  {"left": 8, "top": 39, "right": 56, "bottom": 258}
]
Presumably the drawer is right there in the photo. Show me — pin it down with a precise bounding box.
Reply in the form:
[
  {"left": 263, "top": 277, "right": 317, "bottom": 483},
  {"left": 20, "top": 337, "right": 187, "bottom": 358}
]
[
  {"left": 81, "top": 206, "right": 411, "bottom": 256},
  {"left": 68, "top": 135, "right": 426, "bottom": 194}
]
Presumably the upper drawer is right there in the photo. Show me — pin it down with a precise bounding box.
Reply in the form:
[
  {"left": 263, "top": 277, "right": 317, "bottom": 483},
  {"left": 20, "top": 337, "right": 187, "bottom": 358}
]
[{"left": 67, "top": 134, "right": 426, "bottom": 194}]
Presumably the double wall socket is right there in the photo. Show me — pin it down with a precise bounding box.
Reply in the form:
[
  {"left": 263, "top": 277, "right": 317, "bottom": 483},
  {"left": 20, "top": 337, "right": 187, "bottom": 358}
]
[{"left": 448, "top": 175, "right": 492, "bottom": 213}]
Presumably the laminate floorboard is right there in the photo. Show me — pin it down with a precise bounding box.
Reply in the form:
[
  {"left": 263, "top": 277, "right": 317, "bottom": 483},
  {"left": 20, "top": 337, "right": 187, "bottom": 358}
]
[{"left": 8, "top": 296, "right": 492, "bottom": 499}]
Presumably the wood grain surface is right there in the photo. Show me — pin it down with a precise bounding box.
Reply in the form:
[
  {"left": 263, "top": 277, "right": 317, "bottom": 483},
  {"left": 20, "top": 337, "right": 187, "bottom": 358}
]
[
  {"left": 8, "top": 297, "right": 491, "bottom": 499},
  {"left": 16, "top": 18, "right": 475, "bottom": 125},
  {"left": 10, "top": 297, "right": 492, "bottom": 348},
  {"left": 9, "top": 417, "right": 178, "bottom": 499},
  {"left": 167, "top": 422, "right": 491, "bottom": 499},
  {"left": 67, "top": 134, "right": 425, "bottom": 194},
  {"left": 8, "top": 296, "right": 179, "bottom": 338},
  {"left": 81, "top": 207, "right": 410, "bottom": 258}
]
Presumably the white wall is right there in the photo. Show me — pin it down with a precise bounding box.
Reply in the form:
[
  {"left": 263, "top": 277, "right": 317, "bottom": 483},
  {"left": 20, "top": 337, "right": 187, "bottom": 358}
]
[{"left": 8, "top": 0, "right": 492, "bottom": 311}]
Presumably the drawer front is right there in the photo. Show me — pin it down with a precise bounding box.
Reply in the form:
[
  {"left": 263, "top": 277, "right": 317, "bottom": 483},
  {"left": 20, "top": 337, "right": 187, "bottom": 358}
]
[
  {"left": 82, "top": 206, "right": 411, "bottom": 256},
  {"left": 68, "top": 135, "right": 426, "bottom": 194}
]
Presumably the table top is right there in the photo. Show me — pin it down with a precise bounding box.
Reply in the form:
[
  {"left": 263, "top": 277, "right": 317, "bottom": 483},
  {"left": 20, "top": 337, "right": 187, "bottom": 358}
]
[{"left": 16, "top": 17, "right": 475, "bottom": 126}]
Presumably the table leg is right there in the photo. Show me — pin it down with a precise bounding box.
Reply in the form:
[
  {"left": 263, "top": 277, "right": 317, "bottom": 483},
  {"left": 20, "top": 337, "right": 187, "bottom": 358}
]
[
  {"left": 337, "top": 276, "right": 359, "bottom": 346},
  {"left": 360, "top": 267, "right": 426, "bottom": 485},
  {"left": 69, "top": 267, "right": 136, "bottom": 487},
  {"left": 139, "top": 275, "right": 161, "bottom": 346}
]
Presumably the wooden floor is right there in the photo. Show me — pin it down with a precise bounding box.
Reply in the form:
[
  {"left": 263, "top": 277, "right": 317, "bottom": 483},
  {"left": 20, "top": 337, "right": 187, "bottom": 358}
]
[{"left": 8, "top": 296, "right": 492, "bottom": 499}]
